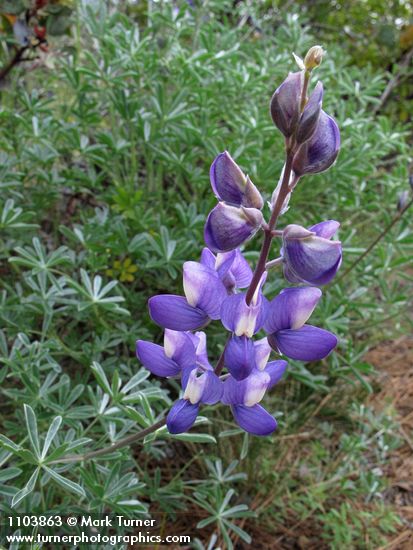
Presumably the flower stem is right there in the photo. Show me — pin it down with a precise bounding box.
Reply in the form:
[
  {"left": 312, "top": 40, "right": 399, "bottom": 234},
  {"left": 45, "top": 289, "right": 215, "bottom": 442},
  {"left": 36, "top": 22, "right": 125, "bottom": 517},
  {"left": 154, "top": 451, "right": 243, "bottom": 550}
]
[
  {"left": 245, "top": 149, "right": 294, "bottom": 305},
  {"left": 244, "top": 67, "right": 311, "bottom": 306},
  {"left": 49, "top": 418, "right": 166, "bottom": 464},
  {"left": 214, "top": 334, "right": 231, "bottom": 375},
  {"left": 0, "top": 46, "right": 28, "bottom": 82}
]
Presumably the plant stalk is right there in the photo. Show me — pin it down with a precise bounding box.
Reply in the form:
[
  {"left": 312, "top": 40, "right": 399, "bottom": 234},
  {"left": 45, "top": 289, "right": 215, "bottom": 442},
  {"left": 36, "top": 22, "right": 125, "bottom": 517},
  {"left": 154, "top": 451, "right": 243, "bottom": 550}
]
[
  {"left": 49, "top": 418, "right": 166, "bottom": 464},
  {"left": 0, "top": 46, "right": 28, "bottom": 82},
  {"left": 244, "top": 149, "right": 294, "bottom": 305}
]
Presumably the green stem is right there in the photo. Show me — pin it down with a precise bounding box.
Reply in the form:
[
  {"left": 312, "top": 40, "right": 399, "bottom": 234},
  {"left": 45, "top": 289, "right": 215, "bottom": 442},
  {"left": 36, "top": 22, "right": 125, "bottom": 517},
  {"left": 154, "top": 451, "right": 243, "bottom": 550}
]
[{"left": 49, "top": 418, "right": 166, "bottom": 464}]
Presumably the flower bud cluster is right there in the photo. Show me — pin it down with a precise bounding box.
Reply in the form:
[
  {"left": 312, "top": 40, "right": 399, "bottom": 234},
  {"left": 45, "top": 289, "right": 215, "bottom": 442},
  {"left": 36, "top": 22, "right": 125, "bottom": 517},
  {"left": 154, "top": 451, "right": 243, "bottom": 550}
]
[{"left": 136, "top": 47, "right": 343, "bottom": 437}]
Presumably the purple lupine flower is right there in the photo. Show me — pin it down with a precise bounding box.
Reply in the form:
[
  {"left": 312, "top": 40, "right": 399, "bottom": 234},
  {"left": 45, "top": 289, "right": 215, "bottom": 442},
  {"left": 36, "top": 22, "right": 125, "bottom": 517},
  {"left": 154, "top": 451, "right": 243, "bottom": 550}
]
[
  {"left": 149, "top": 261, "right": 227, "bottom": 330},
  {"left": 222, "top": 338, "right": 287, "bottom": 435},
  {"left": 224, "top": 335, "right": 256, "bottom": 380},
  {"left": 270, "top": 73, "right": 323, "bottom": 143},
  {"left": 220, "top": 273, "right": 267, "bottom": 338},
  {"left": 136, "top": 329, "right": 196, "bottom": 377},
  {"left": 264, "top": 287, "right": 338, "bottom": 361},
  {"left": 136, "top": 46, "right": 343, "bottom": 440},
  {"left": 204, "top": 202, "right": 264, "bottom": 253},
  {"left": 200, "top": 247, "right": 253, "bottom": 292},
  {"left": 210, "top": 151, "right": 263, "bottom": 209},
  {"left": 270, "top": 71, "right": 303, "bottom": 137},
  {"left": 296, "top": 81, "right": 323, "bottom": 144},
  {"left": 292, "top": 111, "right": 340, "bottom": 176},
  {"left": 187, "top": 330, "right": 212, "bottom": 370},
  {"left": 282, "top": 220, "right": 342, "bottom": 285},
  {"left": 204, "top": 152, "right": 264, "bottom": 253},
  {"left": 167, "top": 367, "right": 223, "bottom": 433}
]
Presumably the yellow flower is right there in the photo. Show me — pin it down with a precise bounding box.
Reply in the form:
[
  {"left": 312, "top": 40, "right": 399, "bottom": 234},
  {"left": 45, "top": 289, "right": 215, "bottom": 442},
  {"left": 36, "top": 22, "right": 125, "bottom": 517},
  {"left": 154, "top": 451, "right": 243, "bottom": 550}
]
[{"left": 106, "top": 257, "right": 138, "bottom": 283}]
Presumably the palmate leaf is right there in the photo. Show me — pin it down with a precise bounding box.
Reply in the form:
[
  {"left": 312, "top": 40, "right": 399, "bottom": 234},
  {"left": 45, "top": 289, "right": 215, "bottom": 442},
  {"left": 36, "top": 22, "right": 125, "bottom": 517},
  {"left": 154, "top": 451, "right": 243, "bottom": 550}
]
[
  {"left": 0, "top": 468, "right": 22, "bottom": 483},
  {"left": 0, "top": 199, "right": 38, "bottom": 230},
  {"left": 10, "top": 238, "right": 72, "bottom": 272},
  {"left": 167, "top": 433, "right": 217, "bottom": 444},
  {"left": 11, "top": 468, "right": 39, "bottom": 508},
  {"left": 23, "top": 404, "right": 40, "bottom": 459},
  {"left": 43, "top": 467, "right": 86, "bottom": 498},
  {"left": 41, "top": 416, "right": 62, "bottom": 459},
  {"left": 91, "top": 361, "right": 112, "bottom": 394},
  {"left": 0, "top": 434, "right": 38, "bottom": 465},
  {"left": 67, "top": 270, "right": 130, "bottom": 314}
]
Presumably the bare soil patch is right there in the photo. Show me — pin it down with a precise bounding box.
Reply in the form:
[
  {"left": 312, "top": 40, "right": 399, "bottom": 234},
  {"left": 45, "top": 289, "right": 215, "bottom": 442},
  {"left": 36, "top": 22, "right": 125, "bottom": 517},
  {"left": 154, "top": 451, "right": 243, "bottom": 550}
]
[{"left": 367, "top": 336, "right": 413, "bottom": 550}]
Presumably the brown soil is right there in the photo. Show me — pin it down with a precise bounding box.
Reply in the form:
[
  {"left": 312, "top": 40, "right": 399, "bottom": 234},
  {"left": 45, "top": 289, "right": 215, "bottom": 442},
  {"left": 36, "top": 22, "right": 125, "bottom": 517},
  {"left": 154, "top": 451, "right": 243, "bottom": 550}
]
[{"left": 366, "top": 336, "right": 413, "bottom": 550}]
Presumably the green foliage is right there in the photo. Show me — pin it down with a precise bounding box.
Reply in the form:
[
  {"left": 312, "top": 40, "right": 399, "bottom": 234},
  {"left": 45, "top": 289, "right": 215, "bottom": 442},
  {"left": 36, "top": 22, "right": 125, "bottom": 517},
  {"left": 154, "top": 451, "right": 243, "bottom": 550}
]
[{"left": 0, "top": 0, "right": 411, "bottom": 546}]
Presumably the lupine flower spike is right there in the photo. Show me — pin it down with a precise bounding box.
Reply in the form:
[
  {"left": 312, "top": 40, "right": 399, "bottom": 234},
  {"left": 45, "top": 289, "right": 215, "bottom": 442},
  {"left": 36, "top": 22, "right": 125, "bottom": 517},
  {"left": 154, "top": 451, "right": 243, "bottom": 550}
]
[{"left": 137, "top": 46, "right": 342, "bottom": 437}]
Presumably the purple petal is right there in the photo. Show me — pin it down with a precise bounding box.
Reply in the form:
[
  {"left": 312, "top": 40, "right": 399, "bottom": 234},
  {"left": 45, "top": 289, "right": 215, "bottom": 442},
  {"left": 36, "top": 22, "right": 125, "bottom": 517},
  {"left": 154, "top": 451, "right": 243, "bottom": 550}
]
[
  {"left": 269, "top": 324, "right": 338, "bottom": 361},
  {"left": 264, "top": 287, "right": 322, "bottom": 333},
  {"left": 243, "top": 176, "right": 264, "bottom": 209},
  {"left": 231, "top": 404, "right": 277, "bottom": 436},
  {"left": 167, "top": 399, "right": 199, "bottom": 434},
  {"left": 163, "top": 329, "right": 196, "bottom": 369},
  {"left": 215, "top": 250, "right": 237, "bottom": 279},
  {"left": 309, "top": 220, "right": 340, "bottom": 239},
  {"left": 183, "top": 261, "right": 227, "bottom": 319},
  {"left": 181, "top": 364, "right": 198, "bottom": 389},
  {"left": 254, "top": 337, "right": 271, "bottom": 371},
  {"left": 189, "top": 331, "right": 212, "bottom": 369},
  {"left": 222, "top": 370, "right": 270, "bottom": 406},
  {"left": 283, "top": 263, "right": 303, "bottom": 284},
  {"left": 200, "top": 371, "right": 223, "bottom": 404},
  {"left": 204, "top": 203, "right": 263, "bottom": 253},
  {"left": 182, "top": 368, "right": 222, "bottom": 404},
  {"left": 296, "top": 81, "right": 323, "bottom": 144},
  {"left": 224, "top": 336, "right": 256, "bottom": 380},
  {"left": 182, "top": 369, "right": 206, "bottom": 404},
  {"left": 222, "top": 376, "right": 244, "bottom": 405},
  {"left": 283, "top": 224, "right": 315, "bottom": 240},
  {"left": 136, "top": 340, "right": 181, "bottom": 377},
  {"left": 200, "top": 247, "right": 216, "bottom": 269},
  {"left": 283, "top": 226, "right": 342, "bottom": 286},
  {"left": 210, "top": 151, "right": 246, "bottom": 205},
  {"left": 293, "top": 110, "right": 340, "bottom": 176},
  {"left": 265, "top": 360, "right": 288, "bottom": 388},
  {"left": 149, "top": 295, "right": 209, "bottom": 331},
  {"left": 221, "top": 292, "right": 268, "bottom": 338},
  {"left": 210, "top": 152, "right": 263, "bottom": 209},
  {"left": 270, "top": 71, "right": 303, "bottom": 137},
  {"left": 228, "top": 249, "right": 253, "bottom": 288}
]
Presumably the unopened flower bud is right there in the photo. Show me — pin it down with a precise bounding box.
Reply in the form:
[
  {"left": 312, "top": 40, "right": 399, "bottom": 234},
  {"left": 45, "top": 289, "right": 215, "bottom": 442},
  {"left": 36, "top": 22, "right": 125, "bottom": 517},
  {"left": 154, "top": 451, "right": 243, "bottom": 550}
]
[
  {"left": 397, "top": 190, "right": 410, "bottom": 212},
  {"left": 296, "top": 81, "right": 323, "bottom": 144},
  {"left": 204, "top": 202, "right": 263, "bottom": 253},
  {"left": 304, "top": 45, "right": 324, "bottom": 71},
  {"left": 270, "top": 71, "right": 303, "bottom": 137},
  {"left": 282, "top": 221, "right": 342, "bottom": 285},
  {"left": 292, "top": 111, "right": 340, "bottom": 176},
  {"left": 210, "top": 152, "right": 263, "bottom": 209}
]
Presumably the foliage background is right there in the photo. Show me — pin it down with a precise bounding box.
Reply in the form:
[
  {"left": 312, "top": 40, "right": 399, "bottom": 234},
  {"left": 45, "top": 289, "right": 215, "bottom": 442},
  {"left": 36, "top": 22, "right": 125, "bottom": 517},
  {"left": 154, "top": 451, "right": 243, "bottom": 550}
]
[{"left": 0, "top": 0, "right": 412, "bottom": 548}]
